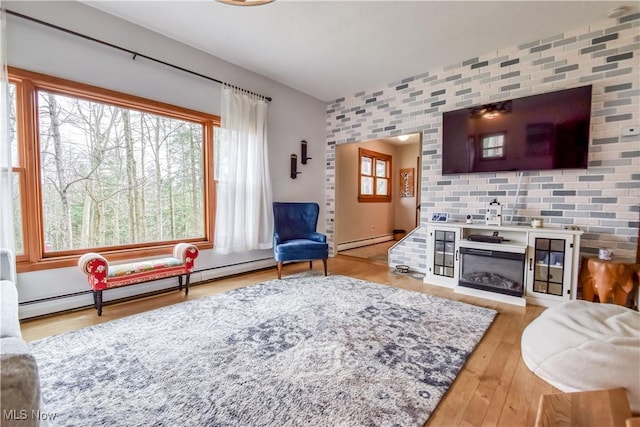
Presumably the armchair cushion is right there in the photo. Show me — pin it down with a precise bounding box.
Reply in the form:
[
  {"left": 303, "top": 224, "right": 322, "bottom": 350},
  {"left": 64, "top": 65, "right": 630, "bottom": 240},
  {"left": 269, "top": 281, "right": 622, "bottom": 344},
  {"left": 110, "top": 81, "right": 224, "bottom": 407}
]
[{"left": 274, "top": 239, "right": 328, "bottom": 262}]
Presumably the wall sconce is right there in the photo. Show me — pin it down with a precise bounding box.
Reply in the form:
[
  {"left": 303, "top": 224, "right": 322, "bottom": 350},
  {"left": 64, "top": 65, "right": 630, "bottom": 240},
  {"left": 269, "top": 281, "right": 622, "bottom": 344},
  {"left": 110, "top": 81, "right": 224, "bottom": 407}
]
[
  {"left": 301, "top": 140, "right": 311, "bottom": 164},
  {"left": 290, "top": 154, "right": 301, "bottom": 179}
]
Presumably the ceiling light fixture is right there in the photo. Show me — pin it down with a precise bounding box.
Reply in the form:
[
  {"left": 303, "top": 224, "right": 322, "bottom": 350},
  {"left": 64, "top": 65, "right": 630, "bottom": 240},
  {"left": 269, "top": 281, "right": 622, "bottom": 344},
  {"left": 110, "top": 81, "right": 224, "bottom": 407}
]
[
  {"left": 607, "top": 6, "right": 628, "bottom": 18},
  {"left": 216, "top": 0, "right": 275, "bottom": 6},
  {"left": 470, "top": 101, "right": 512, "bottom": 120},
  {"left": 397, "top": 135, "right": 410, "bottom": 142}
]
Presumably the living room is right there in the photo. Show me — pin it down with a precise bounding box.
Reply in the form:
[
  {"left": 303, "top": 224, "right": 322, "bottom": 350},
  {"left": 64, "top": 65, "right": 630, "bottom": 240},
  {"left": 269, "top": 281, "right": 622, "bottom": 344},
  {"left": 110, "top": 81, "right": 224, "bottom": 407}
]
[
  {"left": 5, "top": 0, "right": 639, "bottom": 319},
  {"left": 1, "top": 1, "right": 639, "bottom": 426}
]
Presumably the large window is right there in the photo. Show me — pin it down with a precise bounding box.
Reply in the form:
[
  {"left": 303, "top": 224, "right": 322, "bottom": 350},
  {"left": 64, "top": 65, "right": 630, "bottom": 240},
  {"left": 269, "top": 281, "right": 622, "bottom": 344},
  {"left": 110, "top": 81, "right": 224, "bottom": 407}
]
[
  {"left": 9, "top": 68, "right": 216, "bottom": 272},
  {"left": 358, "top": 148, "right": 391, "bottom": 202}
]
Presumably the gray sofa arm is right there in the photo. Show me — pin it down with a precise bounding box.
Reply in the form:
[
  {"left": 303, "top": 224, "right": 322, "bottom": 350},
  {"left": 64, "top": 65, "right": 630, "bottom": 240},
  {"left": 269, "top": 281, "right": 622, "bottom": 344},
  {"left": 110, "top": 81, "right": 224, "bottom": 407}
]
[{"left": 0, "top": 248, "right": 16, "bottom": 283}]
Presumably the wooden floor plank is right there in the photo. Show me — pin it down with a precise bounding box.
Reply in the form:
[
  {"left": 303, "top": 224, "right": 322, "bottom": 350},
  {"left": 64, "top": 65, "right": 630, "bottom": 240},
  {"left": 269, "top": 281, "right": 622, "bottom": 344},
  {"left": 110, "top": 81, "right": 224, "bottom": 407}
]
[
  {"left": 21, "top": 254, "right": 554, "bottom": 426},
  {"left": 459, "top": 317, "right": 512, "bottom": 425},
  {"left": 480, "top": 311, "right": 527, "bottom": 426}
]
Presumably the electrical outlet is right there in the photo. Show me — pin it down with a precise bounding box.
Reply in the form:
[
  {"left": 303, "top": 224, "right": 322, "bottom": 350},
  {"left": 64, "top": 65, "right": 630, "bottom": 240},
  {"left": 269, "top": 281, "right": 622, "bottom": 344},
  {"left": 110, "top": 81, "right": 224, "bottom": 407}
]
[{"left": 622, "top": 126, "right": 640, "bottom": 136}]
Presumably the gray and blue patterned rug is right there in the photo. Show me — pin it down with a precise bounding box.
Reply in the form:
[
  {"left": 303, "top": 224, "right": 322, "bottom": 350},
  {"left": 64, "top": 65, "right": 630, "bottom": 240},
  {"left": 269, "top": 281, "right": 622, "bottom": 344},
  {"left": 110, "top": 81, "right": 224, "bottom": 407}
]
[{"left": 30, "top": 273, "right": 497, "bottom": 426}]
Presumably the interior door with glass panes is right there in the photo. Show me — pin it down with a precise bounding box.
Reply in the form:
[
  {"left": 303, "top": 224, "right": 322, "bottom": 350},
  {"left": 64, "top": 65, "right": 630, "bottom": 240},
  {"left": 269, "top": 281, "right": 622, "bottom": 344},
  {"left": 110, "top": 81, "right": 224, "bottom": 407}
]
[{"left": 526, "top": 233, "right": 574, "bottom": 303}]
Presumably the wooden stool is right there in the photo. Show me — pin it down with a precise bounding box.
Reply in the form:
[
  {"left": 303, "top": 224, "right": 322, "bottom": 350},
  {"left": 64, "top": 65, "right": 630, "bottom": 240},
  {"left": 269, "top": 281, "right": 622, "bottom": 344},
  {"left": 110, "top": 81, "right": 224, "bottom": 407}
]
[
  {"left": 535, "top": 388, "right": 632, "bottom": 427},
  {"left": 579, "top": 255, "right": 639, "bottom": 309}
]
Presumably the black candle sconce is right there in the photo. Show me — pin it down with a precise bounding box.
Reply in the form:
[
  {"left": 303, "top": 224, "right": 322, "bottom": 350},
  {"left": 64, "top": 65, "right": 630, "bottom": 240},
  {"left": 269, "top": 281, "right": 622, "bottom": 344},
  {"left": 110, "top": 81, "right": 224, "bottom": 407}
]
[
  {"left": 290, "top": 154, "right": 301, "bottom": 179},
  {"left": 301, "top": 140, "right": 311, "bottom": 164}
]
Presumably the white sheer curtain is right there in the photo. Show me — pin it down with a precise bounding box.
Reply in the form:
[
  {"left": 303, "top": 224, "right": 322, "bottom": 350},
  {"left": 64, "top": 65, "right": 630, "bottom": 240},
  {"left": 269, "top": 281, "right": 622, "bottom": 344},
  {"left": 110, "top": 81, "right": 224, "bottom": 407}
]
[
  {"left": 0, "top": 4, "right": 15, "bottom": 258},
  {"left": 214, "top": 85, "right": 273, "bottom": 254}
]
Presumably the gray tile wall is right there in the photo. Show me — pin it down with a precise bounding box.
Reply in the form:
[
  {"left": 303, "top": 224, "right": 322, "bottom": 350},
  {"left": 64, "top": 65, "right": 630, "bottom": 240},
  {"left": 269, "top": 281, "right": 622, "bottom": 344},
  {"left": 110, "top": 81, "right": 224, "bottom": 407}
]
[{"left": 325, "top": 14, "right": 640, "bottom": 270}]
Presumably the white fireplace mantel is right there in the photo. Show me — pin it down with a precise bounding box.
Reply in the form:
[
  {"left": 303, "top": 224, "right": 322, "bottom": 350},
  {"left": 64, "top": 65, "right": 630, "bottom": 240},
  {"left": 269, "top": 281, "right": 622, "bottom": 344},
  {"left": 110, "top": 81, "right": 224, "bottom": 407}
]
[{"left": 423, "top": 221, "right": 583, "bottom": 307}]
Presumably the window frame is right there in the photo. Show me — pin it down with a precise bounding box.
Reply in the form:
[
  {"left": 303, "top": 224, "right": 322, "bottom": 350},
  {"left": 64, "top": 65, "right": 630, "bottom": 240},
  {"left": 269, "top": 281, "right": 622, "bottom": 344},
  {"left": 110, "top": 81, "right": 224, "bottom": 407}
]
[
  {"left": 7, "top": 81, "right": 26, "bottom": 260},
  {"left": 9, "top": 67, "right": 217, "bottom": 273},
  {"left": 480, "top": 132, "right": 506, "bottom": 160},
  {"left": 358, "top": 148, "right": 392, "bottom": 203}
]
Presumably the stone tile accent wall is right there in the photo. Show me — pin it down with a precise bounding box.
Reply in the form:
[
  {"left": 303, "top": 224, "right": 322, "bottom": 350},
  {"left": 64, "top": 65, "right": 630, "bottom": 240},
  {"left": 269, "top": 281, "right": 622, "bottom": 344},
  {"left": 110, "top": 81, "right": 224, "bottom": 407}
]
[{"left": 326, "top": 14, "right": 640, "bottom": 270}]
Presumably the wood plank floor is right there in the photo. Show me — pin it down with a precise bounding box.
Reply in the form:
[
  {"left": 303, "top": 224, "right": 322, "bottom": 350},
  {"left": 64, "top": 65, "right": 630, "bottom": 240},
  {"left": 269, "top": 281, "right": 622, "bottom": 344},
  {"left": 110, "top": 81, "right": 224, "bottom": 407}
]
[{"left": 20, "top": 255, "right": 559, "bottom": 426}]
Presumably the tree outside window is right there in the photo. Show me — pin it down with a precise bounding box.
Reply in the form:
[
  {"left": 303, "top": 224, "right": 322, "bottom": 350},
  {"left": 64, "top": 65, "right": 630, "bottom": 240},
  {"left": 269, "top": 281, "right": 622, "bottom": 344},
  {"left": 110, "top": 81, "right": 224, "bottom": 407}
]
[
  {"left": 358, "top": 148, "right": 391, "bottom": 202},
  {"left": 9, "top": 68, "right": 216, "bottom": 272}
]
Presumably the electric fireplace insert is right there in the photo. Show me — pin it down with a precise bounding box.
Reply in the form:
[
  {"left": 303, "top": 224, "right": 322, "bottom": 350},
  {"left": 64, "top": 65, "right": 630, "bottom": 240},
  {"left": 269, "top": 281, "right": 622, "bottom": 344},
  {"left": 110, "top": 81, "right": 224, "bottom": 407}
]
[{"left": 459, "top": 245, "right": 525, "bottom": 297}]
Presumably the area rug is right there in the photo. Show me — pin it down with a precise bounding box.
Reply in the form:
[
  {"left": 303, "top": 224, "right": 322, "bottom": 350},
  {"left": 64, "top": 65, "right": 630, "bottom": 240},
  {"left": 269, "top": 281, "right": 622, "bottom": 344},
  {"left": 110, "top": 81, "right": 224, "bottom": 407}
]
[{"left": 30, "top": 273, "right": 497, "bottom": 426}]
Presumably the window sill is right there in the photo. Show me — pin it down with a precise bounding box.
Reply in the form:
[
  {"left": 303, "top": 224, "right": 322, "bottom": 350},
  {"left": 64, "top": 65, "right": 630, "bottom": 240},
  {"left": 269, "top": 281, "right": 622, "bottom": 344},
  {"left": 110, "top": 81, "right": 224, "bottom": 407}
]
[
  {"left": 358, "top": 196, "right": 392, "bottom": 203},
  {"left": 16, "top": 241, "right": 214, "bottom": 273}
]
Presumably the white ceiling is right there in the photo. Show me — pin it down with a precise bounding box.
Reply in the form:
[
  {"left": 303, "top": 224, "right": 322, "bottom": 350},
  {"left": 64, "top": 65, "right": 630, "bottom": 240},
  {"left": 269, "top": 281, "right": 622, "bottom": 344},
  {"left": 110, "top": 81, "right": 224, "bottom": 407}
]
[{"left": 83, "top": 1, "right": 637, "bottom": 102}]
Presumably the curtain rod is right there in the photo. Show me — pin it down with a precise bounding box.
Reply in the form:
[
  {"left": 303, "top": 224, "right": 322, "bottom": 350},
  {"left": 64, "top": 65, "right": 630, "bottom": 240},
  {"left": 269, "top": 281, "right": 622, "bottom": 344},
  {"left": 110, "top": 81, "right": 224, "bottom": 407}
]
[{"left": 5, "top": 9, "right": 272, "bottom": 102}]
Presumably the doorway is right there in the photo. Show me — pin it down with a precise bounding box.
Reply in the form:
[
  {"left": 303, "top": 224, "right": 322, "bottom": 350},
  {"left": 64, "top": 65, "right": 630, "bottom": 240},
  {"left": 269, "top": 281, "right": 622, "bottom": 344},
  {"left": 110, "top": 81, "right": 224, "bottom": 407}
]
[{"left": 334, "top": 132, "right": 421, "bottom": 263}]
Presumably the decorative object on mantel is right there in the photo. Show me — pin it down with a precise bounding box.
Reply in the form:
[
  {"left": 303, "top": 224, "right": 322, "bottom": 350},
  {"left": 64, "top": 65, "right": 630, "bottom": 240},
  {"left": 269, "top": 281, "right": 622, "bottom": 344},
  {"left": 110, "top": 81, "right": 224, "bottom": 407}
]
[
  {"left": 485, "top": 199, "right": 502, "bottom": 226},
  {"left": 301, "top": 140, "right": 311, "bottom": 164},
  {"left": 531, "top": 218, "right": 544, "bottom": 228},
  {"left": 399, "top": 168, "right": 414, "bottom": 197},
  {"left": 29, "top": 273, "right": 496, "bottom": 426},
  {"left": 466, "top": 214, "right": 472, "bottom": 224},
  {"left": 431, "top": 212, "right": 449, "bottom": 222},
  {"left": 290, "top": 154, "right": 301, "bottom": 179}
]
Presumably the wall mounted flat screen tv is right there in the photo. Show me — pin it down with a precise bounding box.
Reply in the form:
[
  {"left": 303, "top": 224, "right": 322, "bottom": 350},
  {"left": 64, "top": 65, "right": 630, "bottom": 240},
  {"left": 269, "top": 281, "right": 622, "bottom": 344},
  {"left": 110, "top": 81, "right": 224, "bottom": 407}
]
[{"left": 441, "top": 85, "right": 592, "bottom": 175}]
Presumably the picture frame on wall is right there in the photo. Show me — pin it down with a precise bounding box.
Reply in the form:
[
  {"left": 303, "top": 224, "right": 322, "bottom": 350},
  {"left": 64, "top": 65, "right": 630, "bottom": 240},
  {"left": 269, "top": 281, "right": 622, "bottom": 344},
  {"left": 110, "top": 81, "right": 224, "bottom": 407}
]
[{"left": 400, "top": 168, "right": 414, "bottom": 197}]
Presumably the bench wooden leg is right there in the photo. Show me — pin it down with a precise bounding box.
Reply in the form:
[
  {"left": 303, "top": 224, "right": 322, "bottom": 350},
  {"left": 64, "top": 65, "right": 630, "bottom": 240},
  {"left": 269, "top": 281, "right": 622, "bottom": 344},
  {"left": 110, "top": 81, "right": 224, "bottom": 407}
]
[
  {"left": 178, "top": 275, "right": 183, "bottom": 291},
  {"left": 184, "top": 274, "right": 190, "bottom": 296},
  {"left": 95, "top": 290, "right": 103, "bottom": 316}
]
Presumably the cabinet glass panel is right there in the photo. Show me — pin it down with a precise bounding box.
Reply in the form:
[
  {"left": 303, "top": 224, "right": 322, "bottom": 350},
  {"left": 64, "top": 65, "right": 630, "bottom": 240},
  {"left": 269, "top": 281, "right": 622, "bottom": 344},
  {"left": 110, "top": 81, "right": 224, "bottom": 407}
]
[
  {"left": 432, "top": 230, "right": 456, "bottom": 278},
  {"left": 533, "top": 237, "right": 565, "bottom": 296},
  {"left": 444, "top": 253, "right": 454, "bottom": 267}
]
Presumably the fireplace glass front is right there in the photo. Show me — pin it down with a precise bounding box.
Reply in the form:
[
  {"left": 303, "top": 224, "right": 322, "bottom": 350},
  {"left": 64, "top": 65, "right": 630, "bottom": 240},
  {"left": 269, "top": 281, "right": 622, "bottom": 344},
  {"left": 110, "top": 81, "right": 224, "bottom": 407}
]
[{"left": 459, "top": 247, "right": 525, "bottom": 297}]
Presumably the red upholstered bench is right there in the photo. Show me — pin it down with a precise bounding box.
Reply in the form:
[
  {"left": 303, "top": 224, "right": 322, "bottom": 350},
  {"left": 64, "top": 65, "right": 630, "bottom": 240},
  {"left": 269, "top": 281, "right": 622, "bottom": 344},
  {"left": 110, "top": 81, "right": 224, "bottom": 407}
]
[{"left": 78, "top": 243, "right": 199, "bottom": 316}]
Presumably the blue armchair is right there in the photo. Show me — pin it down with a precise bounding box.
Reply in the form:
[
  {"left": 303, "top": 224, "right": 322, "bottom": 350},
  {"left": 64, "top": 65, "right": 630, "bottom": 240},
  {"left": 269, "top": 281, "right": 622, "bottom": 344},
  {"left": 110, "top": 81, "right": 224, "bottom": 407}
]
[{"left": 273, "top": 202, "right": 328, "bottom": 279}]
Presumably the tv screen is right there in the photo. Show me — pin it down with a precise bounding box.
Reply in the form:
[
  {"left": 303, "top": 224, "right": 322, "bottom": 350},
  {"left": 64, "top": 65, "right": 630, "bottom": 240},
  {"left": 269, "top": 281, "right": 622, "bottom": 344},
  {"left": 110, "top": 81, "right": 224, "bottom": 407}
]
[{"left": 441, "top": 85, "right": 592, "bottom": 175}]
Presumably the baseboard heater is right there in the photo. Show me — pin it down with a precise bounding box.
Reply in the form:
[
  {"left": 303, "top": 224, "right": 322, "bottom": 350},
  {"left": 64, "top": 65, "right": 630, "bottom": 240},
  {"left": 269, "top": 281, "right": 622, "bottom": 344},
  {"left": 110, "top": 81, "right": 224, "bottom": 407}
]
[
  {"left": 18, "top": 257, "right": 275, "bottom": 319},
  {"left": 337, "top": 234, "right": 394, "bottom": 251}
]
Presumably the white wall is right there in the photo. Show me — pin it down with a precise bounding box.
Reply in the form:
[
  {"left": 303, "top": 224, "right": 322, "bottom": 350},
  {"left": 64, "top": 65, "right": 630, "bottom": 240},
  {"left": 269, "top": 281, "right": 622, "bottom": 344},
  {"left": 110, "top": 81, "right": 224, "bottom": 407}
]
[{"left": 6, "top": 1, "right": 327, "bottom": 317}]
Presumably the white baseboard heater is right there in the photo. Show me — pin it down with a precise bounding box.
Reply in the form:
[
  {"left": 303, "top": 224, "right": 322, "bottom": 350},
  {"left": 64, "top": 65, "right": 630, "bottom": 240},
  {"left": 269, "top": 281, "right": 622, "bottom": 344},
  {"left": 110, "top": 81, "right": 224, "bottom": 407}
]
[{"left": 337, "top": 234, "right": 394, "bottom": 251}]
